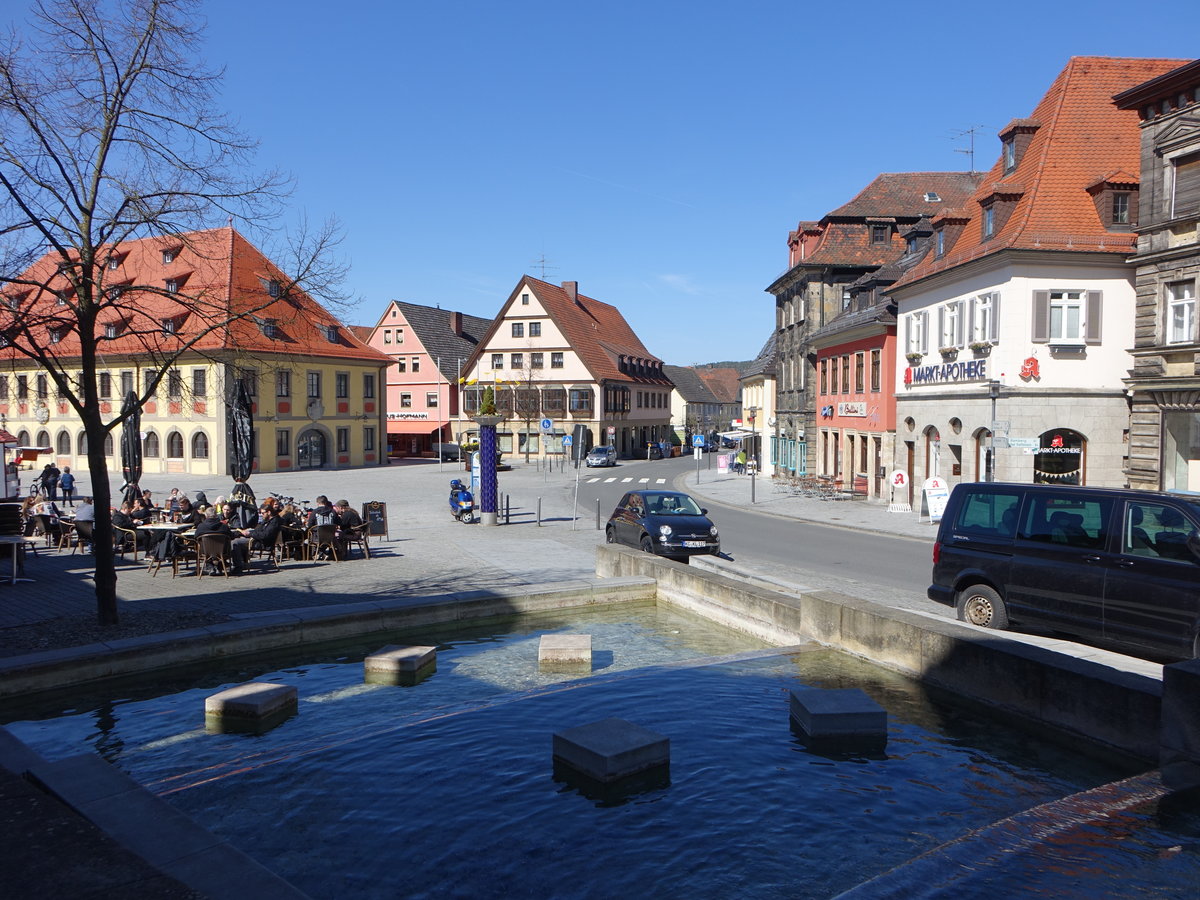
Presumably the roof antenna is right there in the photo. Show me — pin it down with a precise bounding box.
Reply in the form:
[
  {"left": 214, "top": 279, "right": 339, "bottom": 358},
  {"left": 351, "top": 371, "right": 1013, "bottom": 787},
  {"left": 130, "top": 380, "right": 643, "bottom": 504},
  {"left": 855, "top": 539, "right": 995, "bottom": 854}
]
[
  {"left": 530, "top": 253, "right": 557, "bottom": 280},
  {"left": 952, "top": 125, "right": 986, "bottom": 174}
]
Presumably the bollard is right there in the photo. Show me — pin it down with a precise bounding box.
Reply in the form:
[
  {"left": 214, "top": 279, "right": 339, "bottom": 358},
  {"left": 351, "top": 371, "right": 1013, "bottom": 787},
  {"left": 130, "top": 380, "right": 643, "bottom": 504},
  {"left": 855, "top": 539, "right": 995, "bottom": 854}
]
[
  {"left": 596, "top": 498, "right": 601, "bottom": 530},
  {"left": 537, "top": 497, "right": 542, "bottom": 526},
  {"left": 505, "top": 493, "right": 510, "bottom": 523}
]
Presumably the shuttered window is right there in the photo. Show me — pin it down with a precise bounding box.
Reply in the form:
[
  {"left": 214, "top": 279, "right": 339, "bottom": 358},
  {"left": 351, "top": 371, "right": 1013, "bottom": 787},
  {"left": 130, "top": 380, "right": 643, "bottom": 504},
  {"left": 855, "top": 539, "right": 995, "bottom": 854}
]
[{"left": 1173, "top": 152, "right": 1200, "bottom": 218}]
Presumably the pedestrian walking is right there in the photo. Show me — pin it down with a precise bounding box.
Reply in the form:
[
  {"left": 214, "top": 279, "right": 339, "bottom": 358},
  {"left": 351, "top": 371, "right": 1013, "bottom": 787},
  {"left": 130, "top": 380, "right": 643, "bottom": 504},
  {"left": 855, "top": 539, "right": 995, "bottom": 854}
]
[
  {"left": 45, "top": 462, "right": 61, "bottom": 501},
  {"left": 735, "top": 448, "right": 747, "bottom": 475},
  {"left": 59, "top": 466, "right": 76, "bottom": 507}
]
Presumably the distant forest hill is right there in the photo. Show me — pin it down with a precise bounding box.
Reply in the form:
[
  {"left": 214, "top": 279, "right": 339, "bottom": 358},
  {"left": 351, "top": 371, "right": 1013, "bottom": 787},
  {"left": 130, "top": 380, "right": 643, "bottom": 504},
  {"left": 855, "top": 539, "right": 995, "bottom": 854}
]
[{"left": 691, "top": 360, "right": 752, "bottom": 374}]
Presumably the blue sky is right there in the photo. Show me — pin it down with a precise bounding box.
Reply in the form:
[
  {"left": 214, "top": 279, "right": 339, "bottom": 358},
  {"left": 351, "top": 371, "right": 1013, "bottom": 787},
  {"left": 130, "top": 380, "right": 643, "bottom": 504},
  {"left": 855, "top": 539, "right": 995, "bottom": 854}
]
[{"left": 28, "top": 2, "right": 1200, "bottom": 365}]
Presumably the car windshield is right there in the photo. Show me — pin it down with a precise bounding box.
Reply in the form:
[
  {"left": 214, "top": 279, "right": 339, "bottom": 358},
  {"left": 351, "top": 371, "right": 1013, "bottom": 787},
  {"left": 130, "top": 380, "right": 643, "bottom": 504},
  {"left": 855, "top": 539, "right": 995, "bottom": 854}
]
[{"left": 644, "top": 494, "right": 702, "bottom": 516}]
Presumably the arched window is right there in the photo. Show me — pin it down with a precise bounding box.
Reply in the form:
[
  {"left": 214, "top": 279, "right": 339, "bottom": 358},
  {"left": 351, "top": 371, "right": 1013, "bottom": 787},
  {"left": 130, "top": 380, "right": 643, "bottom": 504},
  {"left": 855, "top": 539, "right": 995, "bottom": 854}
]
[
  {"left": 36, "top": 429, "right": 49, "bottom": 447},
  {"left": 192, "top": 432, "right": 209, "bottom": 459},
  {"left": 17, "top": 430, "right": 29, "bottom": 446},
  {"left": 166, "top": 431, "right": 184, "bottom": 459},
  {"left": 56, "top": 431, "right": 70, "bottom": 455},
  {"left": 77, "top": 432, "right": 88, "bottom": 455},
  {"left": 143, "top": 431, "right": 160, "bottom": 457},
  {"left": 104, "top": 434, "right": 114, "bottom": 456}
]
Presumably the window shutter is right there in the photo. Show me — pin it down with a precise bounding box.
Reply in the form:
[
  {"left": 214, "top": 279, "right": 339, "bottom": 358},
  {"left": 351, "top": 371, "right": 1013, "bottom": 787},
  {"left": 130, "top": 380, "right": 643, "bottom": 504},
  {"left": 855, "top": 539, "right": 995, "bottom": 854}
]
[
  {"left": 989, "top": 295, "right": 1000, "bottom": 342},
  {"left": 967, "top": 298, "right": 977, "bottom": 343},
  {"left": 954, "top": 301, "right": 965, "bottom": 347},
  {"left": 937, "top": 306, "right": 946, "bottom": 347},
  {"left": 1031, "top": 291, "right": 1050, "bottom": 343},
  {"left": 1174, "top": 152, "right": 1200, "bottom": 218},
  {"left": 920, "top": 311, "right": 929, "bottom": 352},
  {"left": 1085, "top": 291, "right": 1103, "bottom": 344}
]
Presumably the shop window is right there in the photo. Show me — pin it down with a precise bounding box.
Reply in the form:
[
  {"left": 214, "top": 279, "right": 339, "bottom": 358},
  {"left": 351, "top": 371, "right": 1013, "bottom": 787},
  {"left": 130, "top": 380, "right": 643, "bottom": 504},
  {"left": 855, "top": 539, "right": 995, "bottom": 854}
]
[
  {"left": 1168, "top": 281, "right": 1196, "bottom": 344},
  {"left": 1033, "top": 429, "right": 1085, "bottom": 485}
]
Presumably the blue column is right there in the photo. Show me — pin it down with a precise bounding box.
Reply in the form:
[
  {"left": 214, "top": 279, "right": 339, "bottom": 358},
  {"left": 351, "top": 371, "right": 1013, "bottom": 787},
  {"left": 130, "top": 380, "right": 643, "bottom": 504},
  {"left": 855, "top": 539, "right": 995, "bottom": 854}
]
[{"left": 479, "top": 423, "right": 498, "bottom": 524}]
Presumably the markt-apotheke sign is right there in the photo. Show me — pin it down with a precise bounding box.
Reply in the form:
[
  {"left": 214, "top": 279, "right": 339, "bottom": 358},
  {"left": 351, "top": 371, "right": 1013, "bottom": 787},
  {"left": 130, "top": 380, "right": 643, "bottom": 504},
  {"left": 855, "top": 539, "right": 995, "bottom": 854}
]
[{"left": 904, "top": 359, "right": 988, "bottom": 386}]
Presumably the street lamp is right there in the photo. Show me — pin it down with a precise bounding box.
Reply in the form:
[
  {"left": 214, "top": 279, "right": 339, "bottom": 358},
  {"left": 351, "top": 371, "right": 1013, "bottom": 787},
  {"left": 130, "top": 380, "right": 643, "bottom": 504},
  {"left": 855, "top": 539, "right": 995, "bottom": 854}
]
[
  {"left": 747, "top": 406, "right": 758, "bottom": 503},
  {"left": 987, "top": 380, "right": 1001, "bottom": 483}
]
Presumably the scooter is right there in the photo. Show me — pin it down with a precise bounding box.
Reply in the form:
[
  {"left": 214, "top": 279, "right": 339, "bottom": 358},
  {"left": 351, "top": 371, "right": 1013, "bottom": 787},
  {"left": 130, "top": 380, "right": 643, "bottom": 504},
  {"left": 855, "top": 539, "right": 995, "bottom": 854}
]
[{"left": 449, "top": 479, "right": 475, "bottom": 524}]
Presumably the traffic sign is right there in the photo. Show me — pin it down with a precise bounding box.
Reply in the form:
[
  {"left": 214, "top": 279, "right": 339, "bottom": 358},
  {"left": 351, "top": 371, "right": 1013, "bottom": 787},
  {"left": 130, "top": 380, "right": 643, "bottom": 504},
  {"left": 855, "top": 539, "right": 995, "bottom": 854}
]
[
  {"left": 1007, "top": 437, "right": 1039, "bottom": 449},
  {"left": 991, "top": 420, "right": 1010, "bottom": 432},
  {"left": 692, "top": 435, "right": 705, "bottom": 447},
  {"left": 539, "top": 417, "right": 553, "bottom": 433},
  {"left": 562, "top": 435, "right": 573, "bottom": 447}
]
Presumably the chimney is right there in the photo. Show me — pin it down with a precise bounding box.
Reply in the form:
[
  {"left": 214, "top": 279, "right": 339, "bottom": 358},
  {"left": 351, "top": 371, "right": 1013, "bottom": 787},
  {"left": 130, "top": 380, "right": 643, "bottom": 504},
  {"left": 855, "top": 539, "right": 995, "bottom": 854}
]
[
  {"left": 562, "top": 281, "right": 578, "bottom": 303},
  {"left": 449, "top": 310, "right": 462, "bottom": 336}
]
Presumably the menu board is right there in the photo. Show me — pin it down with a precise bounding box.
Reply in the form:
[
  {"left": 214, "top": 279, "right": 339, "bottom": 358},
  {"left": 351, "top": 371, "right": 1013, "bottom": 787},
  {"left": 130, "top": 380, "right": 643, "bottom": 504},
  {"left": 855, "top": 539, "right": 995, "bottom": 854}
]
[{"left": 362, "top": 501, "right": 388, "bottom": 538}]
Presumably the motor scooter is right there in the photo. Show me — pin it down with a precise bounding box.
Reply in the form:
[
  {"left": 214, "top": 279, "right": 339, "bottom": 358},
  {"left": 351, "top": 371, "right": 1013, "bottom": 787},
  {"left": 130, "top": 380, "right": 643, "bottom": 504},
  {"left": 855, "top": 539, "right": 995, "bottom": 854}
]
[{"left": 449, "top": 479, "right": 475, "bottom": 524}]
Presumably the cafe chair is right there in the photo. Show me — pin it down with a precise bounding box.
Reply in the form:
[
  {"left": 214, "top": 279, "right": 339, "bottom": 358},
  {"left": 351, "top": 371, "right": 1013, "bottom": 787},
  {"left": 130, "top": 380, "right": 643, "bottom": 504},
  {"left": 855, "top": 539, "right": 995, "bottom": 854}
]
[
  {"left": 252, "top": 531, "right": 284, "bottom": 571},
  {"left": 197, "top": 533, "right": 232, "bottom": 578},
  {"left": 34, "top": 514, "right": 62, "bottom": 549},
  {"left": 113, "top": 523, "right": 141, "bottom": 562},
  {"left": 70, "top": 520, "right": 94, "bottom": 554},
  {"left": 305, "top": 524, "right": 339, "bottom": 562},
  {"left": 343, "top": 523, "right": 371, "bottom": 559}
]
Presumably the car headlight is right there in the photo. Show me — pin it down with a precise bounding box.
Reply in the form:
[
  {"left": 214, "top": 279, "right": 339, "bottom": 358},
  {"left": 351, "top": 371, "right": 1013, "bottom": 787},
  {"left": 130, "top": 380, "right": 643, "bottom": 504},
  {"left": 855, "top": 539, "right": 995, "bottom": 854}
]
[
  {"left": 658, "top": 524, "right": 673, "bottom": 536},
  {"left": 710, "top": 526, "right": 719, "bottom": 537}
]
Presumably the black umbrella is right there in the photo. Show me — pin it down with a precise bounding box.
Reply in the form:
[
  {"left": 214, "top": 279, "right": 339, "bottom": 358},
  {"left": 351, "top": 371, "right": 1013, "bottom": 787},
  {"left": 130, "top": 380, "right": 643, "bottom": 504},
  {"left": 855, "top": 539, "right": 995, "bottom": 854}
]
[
  {"left": 120, "top": 390, "right": 142, "bottom": 505},
  {"left": 228, "top": 380, "right": 255, "bottom": 483}
]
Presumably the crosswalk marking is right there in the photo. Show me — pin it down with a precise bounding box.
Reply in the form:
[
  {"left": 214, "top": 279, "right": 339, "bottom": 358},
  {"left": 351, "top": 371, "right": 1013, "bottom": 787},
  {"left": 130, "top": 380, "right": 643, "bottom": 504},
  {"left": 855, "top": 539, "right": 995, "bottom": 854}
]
[
  {"left": 604, "top": 477, "right": 617, "bottom": 483},
  {"left": 621, "top": 477, "right": 633, "bottom": 482},
  {"left": 638, "top": 477, "right": 649, "bottom": 483}
]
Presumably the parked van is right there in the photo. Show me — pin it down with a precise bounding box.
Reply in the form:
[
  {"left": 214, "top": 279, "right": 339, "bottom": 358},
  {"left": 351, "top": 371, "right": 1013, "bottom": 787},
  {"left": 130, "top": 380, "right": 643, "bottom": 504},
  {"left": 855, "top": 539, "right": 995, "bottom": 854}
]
[{"left": 929, "top": 482, "right": 1200, "bottom": 660}]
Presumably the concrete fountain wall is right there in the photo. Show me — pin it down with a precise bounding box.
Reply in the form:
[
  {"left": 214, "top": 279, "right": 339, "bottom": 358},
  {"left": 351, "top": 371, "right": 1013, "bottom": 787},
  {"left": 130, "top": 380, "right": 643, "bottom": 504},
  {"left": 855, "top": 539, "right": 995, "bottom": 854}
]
[{"left": 594, "top": 544, "right": 1165, "bottom": 765}]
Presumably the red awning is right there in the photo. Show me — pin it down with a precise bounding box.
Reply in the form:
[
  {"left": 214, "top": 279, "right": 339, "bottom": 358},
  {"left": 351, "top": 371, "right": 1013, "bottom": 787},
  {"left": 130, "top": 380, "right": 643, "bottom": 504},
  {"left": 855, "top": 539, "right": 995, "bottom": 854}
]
[{"left": 386, "top": 422, "right": 443, "bottom": 436}]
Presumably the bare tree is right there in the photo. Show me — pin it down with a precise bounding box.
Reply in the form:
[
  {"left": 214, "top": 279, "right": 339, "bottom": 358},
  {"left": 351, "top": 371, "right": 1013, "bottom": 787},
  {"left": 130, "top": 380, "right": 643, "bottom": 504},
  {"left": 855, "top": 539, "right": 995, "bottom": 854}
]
[{"left": 0, "top": 0, "right": 342, "bottom": 625}]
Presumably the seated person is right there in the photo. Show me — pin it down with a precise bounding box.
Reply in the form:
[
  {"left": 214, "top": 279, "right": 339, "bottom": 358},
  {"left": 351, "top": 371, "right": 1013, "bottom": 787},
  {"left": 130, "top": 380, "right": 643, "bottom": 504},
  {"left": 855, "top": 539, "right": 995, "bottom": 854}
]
[
  {"left": 195, "top": 509, "right": 241, "bottom": 573},
  {"left": 129, "top": 497, "right": 154, "bottom": 524},
  {"left": 112, "top": 501, "right": 151, "bottom": 550},
  {"left": 74, "top": 497, "right": 97, "bottom": 523},
  {"left": 176, "top": 497, "right": 201, "bottom": 526},
  {"left": 233, "top": 505, "right": 282, "bottom": 569},
  {"left": 306, "top": 495, "right": 341, "bottom": 529},
  {"left": 278, "top": 503, "right": 302, "bottom": 528},
  {"left": 334, "top": 499, "right": 363, "bottom": 556}
]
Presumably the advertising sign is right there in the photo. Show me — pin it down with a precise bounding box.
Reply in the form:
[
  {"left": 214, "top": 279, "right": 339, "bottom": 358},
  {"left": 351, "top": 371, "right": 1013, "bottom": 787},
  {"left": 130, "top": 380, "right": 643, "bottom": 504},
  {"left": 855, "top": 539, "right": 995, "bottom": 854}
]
[
  {"left": 837, "top": 401, "right": 867, "bottom": 417},
  {"left": 922, "top": 476, "right": 951, "bottom": 523}
]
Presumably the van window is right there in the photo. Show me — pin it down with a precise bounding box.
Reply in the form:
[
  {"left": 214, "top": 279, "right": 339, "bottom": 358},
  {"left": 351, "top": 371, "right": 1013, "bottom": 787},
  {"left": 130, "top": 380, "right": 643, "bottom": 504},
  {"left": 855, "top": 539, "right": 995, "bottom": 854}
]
[
  {"left": 1124, "top": 500, "right": 1196, "bottom": 561},
  {"left": 1020, "top": 494, "right": 1112, "bottom": 549},
  {"left": 954, "top": 490, "right": 1021, "bottom": 538}
]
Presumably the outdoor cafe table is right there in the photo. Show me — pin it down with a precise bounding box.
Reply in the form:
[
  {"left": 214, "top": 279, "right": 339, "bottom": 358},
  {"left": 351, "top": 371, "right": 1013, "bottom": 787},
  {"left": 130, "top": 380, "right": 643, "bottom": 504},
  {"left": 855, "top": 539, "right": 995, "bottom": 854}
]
[{"left": 0, "top": 533, "right": 33, "bottom": 584}]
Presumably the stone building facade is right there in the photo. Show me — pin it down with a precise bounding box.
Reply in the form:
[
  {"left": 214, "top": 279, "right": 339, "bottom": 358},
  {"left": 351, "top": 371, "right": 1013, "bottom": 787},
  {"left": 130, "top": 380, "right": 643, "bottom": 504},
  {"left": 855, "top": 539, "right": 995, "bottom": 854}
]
[{"left": 1115, "top": 59, "right": 1200, "bottom": 492}]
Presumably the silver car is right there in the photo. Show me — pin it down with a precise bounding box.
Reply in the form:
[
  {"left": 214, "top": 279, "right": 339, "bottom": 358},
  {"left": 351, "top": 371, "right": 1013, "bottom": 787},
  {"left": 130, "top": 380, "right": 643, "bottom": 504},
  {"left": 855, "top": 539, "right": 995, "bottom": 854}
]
[{"left": 585, "top": 445, "right": 617, "bottom": 467}]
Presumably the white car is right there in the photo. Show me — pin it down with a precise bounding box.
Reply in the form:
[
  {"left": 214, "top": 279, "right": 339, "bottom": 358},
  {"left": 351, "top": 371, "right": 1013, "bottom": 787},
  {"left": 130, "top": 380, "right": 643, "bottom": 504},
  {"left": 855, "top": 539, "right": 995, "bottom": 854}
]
[{"left": 585, "top": 445, "right": 618, "bottom": 467}]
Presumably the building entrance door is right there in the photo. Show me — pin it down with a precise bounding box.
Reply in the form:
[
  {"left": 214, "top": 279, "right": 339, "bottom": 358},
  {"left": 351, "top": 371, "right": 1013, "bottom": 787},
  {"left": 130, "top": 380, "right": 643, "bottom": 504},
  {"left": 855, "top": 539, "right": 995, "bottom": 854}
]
[{"left": 297, "top": 430, "right": 326, "bottom": 469}]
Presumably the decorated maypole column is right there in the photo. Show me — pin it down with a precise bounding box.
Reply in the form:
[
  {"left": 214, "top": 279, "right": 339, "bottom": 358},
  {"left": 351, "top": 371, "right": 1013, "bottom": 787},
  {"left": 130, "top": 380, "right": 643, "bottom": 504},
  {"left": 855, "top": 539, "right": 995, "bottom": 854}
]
[{"left": 474, "top": 386, "right": 502, "bottom": 526}]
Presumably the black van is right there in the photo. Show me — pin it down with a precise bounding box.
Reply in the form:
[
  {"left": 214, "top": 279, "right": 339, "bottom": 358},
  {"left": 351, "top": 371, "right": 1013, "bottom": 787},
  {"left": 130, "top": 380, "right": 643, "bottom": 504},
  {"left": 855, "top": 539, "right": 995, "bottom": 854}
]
[{"left": 929, "top": 482, "right": 1200, "bottom": 660}]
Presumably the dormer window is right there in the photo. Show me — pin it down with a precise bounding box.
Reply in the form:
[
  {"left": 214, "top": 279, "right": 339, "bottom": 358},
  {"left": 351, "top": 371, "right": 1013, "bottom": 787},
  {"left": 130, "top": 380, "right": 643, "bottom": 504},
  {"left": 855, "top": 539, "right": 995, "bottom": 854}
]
[
  {"left": 997, "top": 118, "right": 1040, "bottom": 174},
  {"left": 165, "top": 278, "right": 178, "bottom": 293},
  {"left": 1112, "top": 192, "right": 1130, "bottom": 225},
  {"left": 1086, "top": 174, "right": 1139, "bottom": 231},
  {"left": 325, "top": 324, "right": 338, "bottom": 343},
  {"left": 49, "top": 327, "right": 62, "bottom": 344},
  {"left": 162, "top": 249, "right": 175, "bottom": 264},
  {"left": 161, "top": 318, "right": 177, "bottom": 335},
  {"left": 906, "top": 235, "right": 918, "bottom": 254},
  {"left": 982, "top": 205, "right": 995, "bottom": 239},
  {"left": 267, "top": 279, "right": 281, "bottom": 298},
  {"left": 104, "top": 323, "right": 119, "bottom": 339},
  {"left": 870, "top": 224, "right": 888, "bottom": 245},
  {"left": 257, "top": 318, "right": 278, "bottom": 339},
  {"left": 1002, "top": 138, "right": 1016, "bottom": 173},
  {"left": 108, "top": 256, "right": 120, "bottom": 270},
  {"left": 107, "top": 285, "right": 124, "bottom": 300}
]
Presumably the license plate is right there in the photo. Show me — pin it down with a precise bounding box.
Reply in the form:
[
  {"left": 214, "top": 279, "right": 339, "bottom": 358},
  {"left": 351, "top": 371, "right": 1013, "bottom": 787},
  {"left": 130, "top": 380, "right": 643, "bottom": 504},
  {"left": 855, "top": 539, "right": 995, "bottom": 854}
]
[{"left": 682, "top": 541, "right": 707, "bottom": 548}]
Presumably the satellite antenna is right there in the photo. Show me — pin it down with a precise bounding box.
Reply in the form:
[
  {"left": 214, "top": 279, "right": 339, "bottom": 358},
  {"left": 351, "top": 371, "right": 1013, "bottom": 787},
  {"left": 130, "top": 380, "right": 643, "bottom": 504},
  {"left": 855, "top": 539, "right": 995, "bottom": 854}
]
[{"left": 952, "top": 125, "right": 987, "bottom": 174}]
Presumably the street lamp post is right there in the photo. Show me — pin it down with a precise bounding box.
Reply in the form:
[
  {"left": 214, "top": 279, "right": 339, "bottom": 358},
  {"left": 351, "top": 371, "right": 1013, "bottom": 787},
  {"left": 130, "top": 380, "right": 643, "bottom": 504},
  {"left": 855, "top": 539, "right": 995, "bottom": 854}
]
[
  {"left": 747, "top": 406, "right": 758, "bottom": 503},
  {"left": 987, "top": 379, "right": 1001, "bottom": 483}
]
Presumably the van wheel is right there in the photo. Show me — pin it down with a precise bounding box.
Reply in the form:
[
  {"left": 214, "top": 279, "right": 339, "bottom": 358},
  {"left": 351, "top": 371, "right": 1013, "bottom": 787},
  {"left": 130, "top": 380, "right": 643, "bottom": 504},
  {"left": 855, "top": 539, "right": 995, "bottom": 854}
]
[{"left": 956, "top": 585, "right": 1009, "bottom": 629}]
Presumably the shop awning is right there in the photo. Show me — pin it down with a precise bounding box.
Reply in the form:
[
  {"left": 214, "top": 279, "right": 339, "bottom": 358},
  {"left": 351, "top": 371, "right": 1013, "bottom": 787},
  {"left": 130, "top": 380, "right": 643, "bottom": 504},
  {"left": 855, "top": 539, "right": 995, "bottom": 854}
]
[
  {"left": 386, "top": 422, "right": 443, "bottom": 435},
  {"left": 718, "top": 430, "right": 756, "bottom": 441}
]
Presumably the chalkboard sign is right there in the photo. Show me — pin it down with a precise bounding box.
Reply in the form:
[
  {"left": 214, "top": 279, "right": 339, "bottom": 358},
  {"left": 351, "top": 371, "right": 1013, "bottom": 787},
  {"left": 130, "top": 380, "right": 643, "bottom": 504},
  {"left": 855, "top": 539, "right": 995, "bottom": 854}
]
[{"left": 362, "top": 501, "right": 388, "bottom": 538}]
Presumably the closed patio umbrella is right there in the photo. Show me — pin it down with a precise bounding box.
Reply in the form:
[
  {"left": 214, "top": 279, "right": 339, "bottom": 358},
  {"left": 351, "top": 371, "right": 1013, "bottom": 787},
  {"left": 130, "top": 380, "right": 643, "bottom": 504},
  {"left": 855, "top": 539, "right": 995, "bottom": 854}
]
[
  {"left": 228, "top": 380, "right": 255, "bottom": 483},
  {"left": 120, "top": 390, "right": 142, "bottom": 505}
]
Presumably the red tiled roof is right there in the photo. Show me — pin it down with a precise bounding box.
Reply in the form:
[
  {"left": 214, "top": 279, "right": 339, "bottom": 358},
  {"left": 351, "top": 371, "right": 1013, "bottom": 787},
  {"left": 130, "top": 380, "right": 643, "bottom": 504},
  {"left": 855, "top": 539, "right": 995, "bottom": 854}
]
[
  {"left": 468, "top": 277, "right": 668, "bottom": 385},
  {"left": 894, "top": 56, "right": 1188, "bottom": 289},
  {"left": 696, "top": 367, "right": 741, "bottom": 403},
  {"left": 826, "top": 172, "right": 983, "bottom": 219},
  {"left": 1, "top": 227, "right": 390, "bottom": 365}
]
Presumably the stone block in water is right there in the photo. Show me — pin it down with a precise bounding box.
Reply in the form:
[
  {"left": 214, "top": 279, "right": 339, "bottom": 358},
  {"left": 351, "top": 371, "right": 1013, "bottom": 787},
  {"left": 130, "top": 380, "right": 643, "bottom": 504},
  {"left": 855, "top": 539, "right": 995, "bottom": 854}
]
[
  {"left": 1161, "top": 658, "right": 1200, "bottom": 791},
  {"left": 364, "top": 645, "right": 437, "bottom": 686},
  {"left": 790, "top": 688, "right": 886, "bottom": 747},
  {"left": 539, "top": 634, "right": 592, "bottom": 670},
  {"left": 205, "top": 682, "right": 297, "bottom": 734},
  {"left": 553, "top": 717, "right": 669, "bottom": 783}
]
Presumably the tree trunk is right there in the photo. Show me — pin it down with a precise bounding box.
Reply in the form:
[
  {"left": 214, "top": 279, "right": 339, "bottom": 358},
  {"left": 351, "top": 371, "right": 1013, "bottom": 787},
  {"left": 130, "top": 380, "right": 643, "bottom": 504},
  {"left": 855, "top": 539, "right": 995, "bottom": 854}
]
[{"left": 81, "top": 405, "right": 118, "bottom": 626}]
